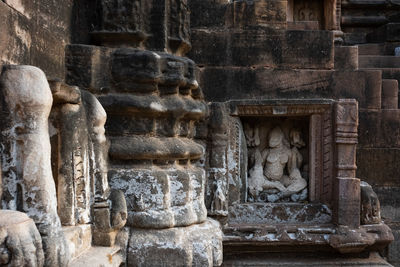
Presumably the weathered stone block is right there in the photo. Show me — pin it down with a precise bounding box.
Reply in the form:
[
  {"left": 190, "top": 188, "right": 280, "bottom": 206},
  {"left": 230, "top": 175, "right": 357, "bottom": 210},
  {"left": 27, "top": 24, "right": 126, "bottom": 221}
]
[
  {"left": 374, "top": 187, "right": 400, "bottom": 222},
  {"left": 334, "top": 46, "right": 358, "bottom": 70},
  {"left": 228, "top": 203, "right": 332, "bottom": 225},
  {"left": 197, "top": 68, "right": 381, "bottom": 109},
  {"left": 382, "top": 79, "right": 398, "bottom": 109},
  {"left": 111, "top": 49, "right": 161, "bottom": 93},
  {"left": 357, "top": 148, "right": 400, "bottom": 187},
  {"left": 63, "top": 225, "right": 92, "bottom": 259},
  {"left": 0, "top": 1, "right": 73, "bottom": 78},
  {"left": 333, "top": 177, "right": 360, "bottom": 228},
  {"left": 128, "top": 219, "right": 222, "bottom": 267},
  {"left": 190, "top": 29, "right": 334, "bottom": 69},
  {"left": 388, "top": 226, "right": 400, "bottom": 266},
  {"left": 189, "top": 0, "right": 228, "bottom": 28},
  {"left": 0, "top": 210, "right": 44, "bottom": 267},
  {"left": 226, "top": 0, "right": 287, "bottom": 29}
]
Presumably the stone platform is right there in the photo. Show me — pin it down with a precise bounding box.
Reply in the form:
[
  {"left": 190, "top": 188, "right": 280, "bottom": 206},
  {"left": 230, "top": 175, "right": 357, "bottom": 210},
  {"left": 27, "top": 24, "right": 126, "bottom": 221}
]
[{"left": 222, "top": 252, "right": 392, "bottom": 267}]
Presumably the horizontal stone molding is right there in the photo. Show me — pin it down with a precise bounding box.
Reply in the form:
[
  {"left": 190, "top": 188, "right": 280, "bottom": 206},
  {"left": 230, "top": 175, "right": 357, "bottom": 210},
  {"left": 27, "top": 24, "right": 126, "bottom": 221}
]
[{"left": 109, "top": 136, "right": 204, "bottom": 160}]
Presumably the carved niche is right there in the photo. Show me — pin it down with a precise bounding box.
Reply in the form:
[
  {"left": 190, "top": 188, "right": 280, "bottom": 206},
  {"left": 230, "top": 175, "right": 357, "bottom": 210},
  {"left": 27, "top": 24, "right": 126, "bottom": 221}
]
[
  {"left": 206, "top": 99, "right": 392, "bottom": 255},
  {"left": 228, "top": 100, "right": 334, "bottom": 206},
  {"left": 244, "top": 117, "right": 309, "bottom": 203},
  {"left": 287, "top": 0, "right": 340, "bottom": 31}
]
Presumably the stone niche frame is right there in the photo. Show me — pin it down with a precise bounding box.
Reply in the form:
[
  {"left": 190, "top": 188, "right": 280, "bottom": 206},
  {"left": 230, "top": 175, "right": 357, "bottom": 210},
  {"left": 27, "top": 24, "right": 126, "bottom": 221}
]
[
  {"left": 287, "top": 0, "right": 340, "bottom": 31},
  {"left": 233, "top": 99, "right": 334, "bottom": 205},
  {"left": 208, "top": 98, "right": 393, "bottom": 253},
  {"left": 229, "top": 99, "right": 359, "bottom": 223}
]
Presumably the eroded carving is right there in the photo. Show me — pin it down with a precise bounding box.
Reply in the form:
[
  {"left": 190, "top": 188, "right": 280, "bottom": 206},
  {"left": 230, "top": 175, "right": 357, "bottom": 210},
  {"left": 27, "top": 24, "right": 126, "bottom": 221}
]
[
  {"left": 0, "top": 65, "right": 70, "bottom": 266},
  {"left": 245, "top": 120, "right": 308, "bottom": 202},
  {"left": 48, "top": 79, "right": 127, "bottom": 246},
  {"left": 360, "top": 181, "right": 381, "bottom": 225},
  {"left": 0, "top": 210, "right": 44, "bottom": 267}
]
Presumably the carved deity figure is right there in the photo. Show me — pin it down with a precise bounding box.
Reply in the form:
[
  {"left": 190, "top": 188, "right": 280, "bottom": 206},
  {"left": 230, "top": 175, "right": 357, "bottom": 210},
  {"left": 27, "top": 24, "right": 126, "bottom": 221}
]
[{"left": 248, "top": 126, "right": 307, "bottom": 201}]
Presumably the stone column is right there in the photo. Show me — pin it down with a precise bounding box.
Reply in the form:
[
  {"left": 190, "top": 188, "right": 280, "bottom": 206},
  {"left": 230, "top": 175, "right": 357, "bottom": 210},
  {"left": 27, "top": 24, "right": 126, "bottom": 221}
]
[
  {"left": 65, "top": 0, "right": 223, "bottom": 265},
  {"left": 48, "top": 79, "right": 127, "bottom": 246},
  {"left": 333, "top": 99, "right": 360, "bottom": 228},
  {"left": 325, "top": 0, "right": 343, "bottom": 42},
  {"left": 0, "top": 65, "right": 69, "bottom": 267},
  {"left": 100, "top": 50, "right": 222, "bottom": 265}
]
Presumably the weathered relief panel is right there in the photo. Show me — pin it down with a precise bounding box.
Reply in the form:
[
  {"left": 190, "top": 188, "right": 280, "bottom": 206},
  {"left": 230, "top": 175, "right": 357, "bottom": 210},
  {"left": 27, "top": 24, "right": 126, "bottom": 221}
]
[{"left": 206, "top": 99, "right": 392, "bottom": 255}]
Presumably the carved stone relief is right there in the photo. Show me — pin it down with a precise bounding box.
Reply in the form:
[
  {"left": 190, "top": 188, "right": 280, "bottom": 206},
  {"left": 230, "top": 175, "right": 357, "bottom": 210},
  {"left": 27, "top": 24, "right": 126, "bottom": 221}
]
[
  {"left": 293, "top": 0, "right": 323, "bottom": 22},
  {"left": 244, "top": 118, "right": 309, "bottom": 203},
  {"left": 0, "top": 65, "right": 70, "bottom": 266},
  {"left": 48, "top": 79, "right": 127, "bottom": 246}
]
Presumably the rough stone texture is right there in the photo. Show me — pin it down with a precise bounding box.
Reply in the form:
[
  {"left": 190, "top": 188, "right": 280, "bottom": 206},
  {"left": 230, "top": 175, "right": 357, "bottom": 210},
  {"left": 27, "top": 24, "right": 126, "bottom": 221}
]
[
  {"left": 190, "top": 28, "right": 334, "bottom": 69},
  {"left": 69, "top": 245, "right": 124, "bottom": 267},
  {"left": 203, "top": 98, "right": 392, "bottom": 259},
  {"left": 0, "top": 210, "right": 44, "bottom": 267},
  {"left": 196, "top": 68, "right": 382, "bottom": 109},
  {"left": 2, "top": 0, "right": 400, "bottom": 265},
  {"left": 388, "top": 226, "right": 400, "bottom": 267},
  {"left": 48, "top": 79, "right": 127, "bottom": 246},
  {"left": 360, "top": 181, "right": 381, "bottom": 225},
  {"left": 228, "top": 203, "right": 332, "bottom": 225},
  {"left": 62, "top": 224, "right": 92, "bottom": 259},
  {"left": 225, "top": 0, "right": 287, "bottom": 29},
  {"left": 91, "top": 0, "right": 191, "bottom": 55},
  {"left": 0, "top": 65, "right": 70, "bottom": 267},
  {"left": 0, "top": 1, "right": 75, "bottom": 78},
  {"left": 66, "top": 10, "right": 223, "bottom": 263},
  {"left": 128, "top": 219, "right": 222, "bottom": 267},
  {"left": 66, "top": 46, "right": 209, "bottom": 230},
  {"left": 334, "top": 46, "right": 358, "bottom": 70},
  {"left": 222, "top": 251, "right": 392, "bottom": 266}
]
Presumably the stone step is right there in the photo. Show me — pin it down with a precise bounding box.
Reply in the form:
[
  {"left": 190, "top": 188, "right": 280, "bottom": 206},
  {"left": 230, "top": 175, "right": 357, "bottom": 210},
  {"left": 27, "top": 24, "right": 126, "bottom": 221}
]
[
  {"left": 356, "top": 42, "right": 400, "bottom": 56},
  {"left": 367, "top": 23, "right": 400, "bottom": 42},
  {"left": 382, "top": 79, "right": 399, "bottom": 109},
  {"left": 69, "top": 246, "right": 123, "bottom": 267},
  {"left": 359, "top": 55, "right": 400, "bottom": 68},
  {"left": 342, "top": 0, "right": 391, "bottom": 8},
  {"left": 360, "top": 67, "right": 400, "bottom": 83},
  {"left": 341, "top": 15, "right": 388, "bottom": 27},
  {"left": 222, "top": 252, "right": 392, "bottom": 266},
  {"left": 358, "top": 43, "right": 385, "bottom": 55}
]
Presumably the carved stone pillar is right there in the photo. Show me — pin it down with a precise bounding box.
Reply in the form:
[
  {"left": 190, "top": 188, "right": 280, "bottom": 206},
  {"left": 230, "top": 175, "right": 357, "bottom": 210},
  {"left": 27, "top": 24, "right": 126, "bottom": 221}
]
[
  {"left": 48, "top": 80, "right": 127, "bottom": 246},
  {"left": 66, "top": 0, "right": 223, "bottom": 264},
  {"left": 207, "top": 103, "right": 230, "bottom": 218},
  {"left": 333, "top": 99, "right": 360, "bottom": 228}
]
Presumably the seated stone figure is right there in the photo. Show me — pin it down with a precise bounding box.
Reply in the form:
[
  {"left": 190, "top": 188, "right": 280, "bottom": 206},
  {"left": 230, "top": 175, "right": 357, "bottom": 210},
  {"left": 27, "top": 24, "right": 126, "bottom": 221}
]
[{"left": 248, "top": 126, "right": 307, "bottom": 201}]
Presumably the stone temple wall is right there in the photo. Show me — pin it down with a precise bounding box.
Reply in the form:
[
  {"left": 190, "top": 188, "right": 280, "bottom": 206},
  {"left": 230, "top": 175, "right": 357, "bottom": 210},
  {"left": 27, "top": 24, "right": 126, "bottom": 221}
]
[
  {"left": 0, "top": 0, "right": 95, "bottom": 79},
  {"left": 1, "top": 0, "right": 400, "bottom": 266}
]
